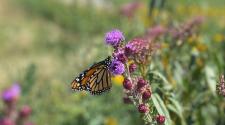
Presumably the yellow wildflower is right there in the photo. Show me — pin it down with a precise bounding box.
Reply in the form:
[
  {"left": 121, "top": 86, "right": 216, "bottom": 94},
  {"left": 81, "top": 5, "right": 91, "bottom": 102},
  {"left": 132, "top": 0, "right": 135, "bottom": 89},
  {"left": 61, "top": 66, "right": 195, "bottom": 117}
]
[
  {"left": 213, "top": 34, "right": 224, "bottom": 43},
  {"left": 196, "top": 43, "right": 207, "bottom": 52},
  {"left": 111, "top": 75, "right": 124, "bottom": 86},
  {"left": 104, "top": 117, "right": 118, "bottom": 125}
]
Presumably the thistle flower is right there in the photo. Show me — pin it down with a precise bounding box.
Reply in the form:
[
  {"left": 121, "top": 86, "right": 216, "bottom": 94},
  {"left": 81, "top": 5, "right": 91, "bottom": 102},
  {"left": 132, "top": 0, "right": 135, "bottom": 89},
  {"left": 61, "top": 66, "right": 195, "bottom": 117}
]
[
  {"left": 112, "top": 48, "right": 127, "bottom": 63},
  {"left": 138, "top": 104, "right": 149, "bottom": 113},
  {"left": 216, "top": 74, "right": 225, "bottom": 97},
  {"left": 105, "top": 29, "right": 125, "bottom": 47},
  {"left": 109, "top": 60, "right": 125, "bottom": 75},
  {"left": 2, "top": 84, "right": 21, "bottom": 104},
  {"left": 125, "top": 38, "right": 152, "bottom": 64}
]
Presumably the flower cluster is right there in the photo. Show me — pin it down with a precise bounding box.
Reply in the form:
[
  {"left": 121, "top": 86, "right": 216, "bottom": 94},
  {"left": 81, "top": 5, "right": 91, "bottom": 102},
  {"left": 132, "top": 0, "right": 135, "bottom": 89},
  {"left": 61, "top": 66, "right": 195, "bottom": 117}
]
[
  {"left": 216, "top": 74, "right": 225, "bottom": 97},
  {"left": 0, "top": 83, "right": 34, "bottom": 125},
  {"left": 105, "top": 29, "right": 165, "bottom": 124},
  {"left": 170, "top": 16, "right": 204, "bottom": 42}
]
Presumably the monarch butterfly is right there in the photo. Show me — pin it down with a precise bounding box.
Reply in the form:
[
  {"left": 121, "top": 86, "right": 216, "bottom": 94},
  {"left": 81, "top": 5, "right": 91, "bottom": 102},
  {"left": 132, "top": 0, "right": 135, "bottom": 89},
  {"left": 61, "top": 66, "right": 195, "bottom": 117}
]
[{"left": 71, "top": 56, "right": 112, "bottom": 95}]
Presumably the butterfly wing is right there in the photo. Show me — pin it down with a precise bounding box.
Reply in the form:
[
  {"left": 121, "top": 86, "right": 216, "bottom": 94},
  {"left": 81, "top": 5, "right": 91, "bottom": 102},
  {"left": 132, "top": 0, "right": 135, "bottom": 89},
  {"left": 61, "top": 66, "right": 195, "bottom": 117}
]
[
  {"left": 87, "top": 65, "right": 112, "bottom": 95},
  {"left": 71, "top": 63, "right": 102, "bottom": 91},
  {"left": 71, "top": 56, "right": 111, "bottom": 95}
]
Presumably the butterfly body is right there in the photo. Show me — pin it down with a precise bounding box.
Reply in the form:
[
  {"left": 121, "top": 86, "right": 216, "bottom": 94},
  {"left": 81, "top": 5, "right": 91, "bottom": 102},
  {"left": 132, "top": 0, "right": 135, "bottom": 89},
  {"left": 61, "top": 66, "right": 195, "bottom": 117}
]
[{"left": 71, "top": 56, "right": 112, "bottom": 95}]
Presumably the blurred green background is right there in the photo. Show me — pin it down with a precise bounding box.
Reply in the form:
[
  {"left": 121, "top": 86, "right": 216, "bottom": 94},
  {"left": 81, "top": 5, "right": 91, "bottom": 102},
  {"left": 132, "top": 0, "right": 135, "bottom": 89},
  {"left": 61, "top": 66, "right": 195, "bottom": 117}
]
[{"left": 0, "top": 0, "right": 224, "bottom": 125}]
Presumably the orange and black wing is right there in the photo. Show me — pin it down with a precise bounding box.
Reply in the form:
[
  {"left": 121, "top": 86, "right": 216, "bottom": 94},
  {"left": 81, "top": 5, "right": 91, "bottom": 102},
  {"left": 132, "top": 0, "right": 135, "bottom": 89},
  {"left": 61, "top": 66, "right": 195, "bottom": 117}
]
[
  {"left": 71, "top": 56, "right": 111, "bottom": 95},
  {"left": 87, "top": 65, "right": 111, "bottom": 95}
]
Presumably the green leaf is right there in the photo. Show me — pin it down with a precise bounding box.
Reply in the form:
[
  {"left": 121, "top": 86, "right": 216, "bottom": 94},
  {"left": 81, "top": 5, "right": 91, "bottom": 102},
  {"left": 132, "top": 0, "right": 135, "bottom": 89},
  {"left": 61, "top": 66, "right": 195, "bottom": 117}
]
[
  {"left": 152, "top": 93, "right": 172, "bottom": 125},
  {"left": 149, "top": 71, "right": 172, "bottom": 90},
  {"left": 23, "top": 64, "right": 36, "bottom": 95},
  {"left": 168, "top": 97, "right": 186, "bottom": 125}
]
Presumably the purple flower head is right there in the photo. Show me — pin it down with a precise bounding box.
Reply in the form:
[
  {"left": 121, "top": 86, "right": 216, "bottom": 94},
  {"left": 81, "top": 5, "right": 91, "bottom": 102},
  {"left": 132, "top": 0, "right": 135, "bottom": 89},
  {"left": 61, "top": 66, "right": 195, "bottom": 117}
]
[
  {"left": 109, "top": 60, "right": 125, "bottom": 75},
  {"left": 113, "top": 48, "right": 127, "bottom": 63},
  {"left": 125, "top": 38, "right": 149, "bottom": 55},
  {"left": 125, "top": 38, "right": 152, "bottom": 63},
  {"left": 105, "top": 29, "right": 125, "bottom": 47},
  {"left": 2, "top": 83, "right": 21, "bottom": 103}
]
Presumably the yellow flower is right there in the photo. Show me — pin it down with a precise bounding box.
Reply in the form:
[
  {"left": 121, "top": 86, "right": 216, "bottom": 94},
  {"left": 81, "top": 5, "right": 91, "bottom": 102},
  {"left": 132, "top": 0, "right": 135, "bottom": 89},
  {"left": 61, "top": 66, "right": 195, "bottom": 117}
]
[
  {"left": 213, "top": 34, "right": 224, "bottom": 43},
  {"left": 111, "top": 75, "right": 124, "bottom": 86},
  {"left": 128, "top": 60, "right": 134, "bottom": 65},
  {"left": 196, "top": 43, "right": 207, "bottom": 52},
  {"left": 161, "top": 43, "right": 169, "bottom": 49},
  {"left": 104, "top": 117, "right": 118, "bottom": 125},
  {"left": 187, "top": 35, "right": 197, "bottom": 44}
]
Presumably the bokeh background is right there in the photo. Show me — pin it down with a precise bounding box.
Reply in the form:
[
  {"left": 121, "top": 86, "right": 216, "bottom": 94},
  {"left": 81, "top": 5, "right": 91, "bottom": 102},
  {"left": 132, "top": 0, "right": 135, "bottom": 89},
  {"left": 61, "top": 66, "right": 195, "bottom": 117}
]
[{"left": 0, "top": 0, "right": 224, "bottom": 125}]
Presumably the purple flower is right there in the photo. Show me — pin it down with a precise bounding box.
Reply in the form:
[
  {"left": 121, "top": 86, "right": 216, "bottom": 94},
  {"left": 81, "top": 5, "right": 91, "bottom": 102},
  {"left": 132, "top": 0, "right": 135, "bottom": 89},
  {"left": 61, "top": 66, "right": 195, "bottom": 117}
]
[
  {"left": 105, "top": 29, "right": 125, "bottom": 47},
  {"left": 124, "top": 38, "right": 152, "bottom": 63},
  {"left": 109, "top": 60, "right": 125, "bottom": 75},
  {"left": 2, "top": 83, "right": 21, "bottom": 103},
  {"left": 113, "top": 48, "right": 127, "bottom": 63}
]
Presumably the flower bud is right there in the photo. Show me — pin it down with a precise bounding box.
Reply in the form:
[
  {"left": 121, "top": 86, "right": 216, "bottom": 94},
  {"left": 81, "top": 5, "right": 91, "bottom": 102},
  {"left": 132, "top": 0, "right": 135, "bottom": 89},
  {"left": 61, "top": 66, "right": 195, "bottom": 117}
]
[
  {"left": 142, "top": 89, "right": 151, "bottom": 101},
  {"left": 129, "top": 63, "right": 137, "bottom": 73},
  {"left": 123, "top": 79, "right": 132, "bottom": 90},
  {"left": 156, "top": 115, "right": 165, "bottom": 124},
  {"left": 137, "top": 78, "right": 146, "bottom": 89},
  {"left": 19, "top": 105, "right": 32, "bottom": 118},
  {"left": 138, "top": 104, "right": 149, "bottom": 113}
]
